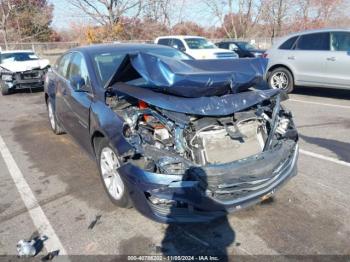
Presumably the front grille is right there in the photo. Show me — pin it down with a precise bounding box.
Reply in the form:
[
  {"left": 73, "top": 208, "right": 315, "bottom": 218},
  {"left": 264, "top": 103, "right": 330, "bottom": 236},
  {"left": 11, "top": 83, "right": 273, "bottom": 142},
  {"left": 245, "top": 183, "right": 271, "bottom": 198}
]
[
  {"left": 187, "top": 141, "right": 297, "bottom": 203},
  {"left": 147, "top": 199, "right": 224, "bottom": 220},
  {"left": 15, "top": 70, "right": 42, "bottom": 80},
  {"left": 23, "top": 71, "right": 40, "bottom": 79},
  {"left": 211, "top": 151, "right": 293, "bottom": 201}
]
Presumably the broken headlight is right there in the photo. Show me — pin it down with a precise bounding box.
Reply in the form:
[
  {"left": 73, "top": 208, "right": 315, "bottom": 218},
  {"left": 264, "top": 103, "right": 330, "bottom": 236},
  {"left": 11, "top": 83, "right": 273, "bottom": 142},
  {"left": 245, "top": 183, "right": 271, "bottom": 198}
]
[{"left": 1, "top": 74, "right": 12, "bottom": 81}]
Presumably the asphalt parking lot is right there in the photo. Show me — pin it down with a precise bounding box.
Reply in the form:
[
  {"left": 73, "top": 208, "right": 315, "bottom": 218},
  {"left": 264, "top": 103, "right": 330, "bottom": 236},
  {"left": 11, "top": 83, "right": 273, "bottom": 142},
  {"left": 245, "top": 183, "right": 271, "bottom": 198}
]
[{"left": 0, "top": 87, "right": 349, "bottom": 259}]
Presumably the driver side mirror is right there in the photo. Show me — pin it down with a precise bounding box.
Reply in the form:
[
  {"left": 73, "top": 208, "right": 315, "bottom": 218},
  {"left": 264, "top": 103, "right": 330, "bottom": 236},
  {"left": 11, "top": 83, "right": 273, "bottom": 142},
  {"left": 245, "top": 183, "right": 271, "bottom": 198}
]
[
  {"left": 172, "top": 44, "right": 186, "bottom": 52},
  {"left": 70, "top": 75, "right": 89, "bottom": 92}
]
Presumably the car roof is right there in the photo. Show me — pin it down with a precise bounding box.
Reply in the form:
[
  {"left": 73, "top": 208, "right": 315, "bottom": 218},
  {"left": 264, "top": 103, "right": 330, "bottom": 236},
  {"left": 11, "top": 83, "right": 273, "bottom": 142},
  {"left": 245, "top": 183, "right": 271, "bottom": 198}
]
[
  {"left": 272, "top": 28, "right": 350, "bottom": 48},
  {"left": 0, "top": 50, "right": 34, "bottom": 54},
  {"left": 218, "top": 40, "right": 247, "bottom": 44},
  {"left": 286, "top": 28, "right": 350, "bottom": 38},
  {"left": 156, "top": 35, "right": 206, "bottom": 40},
  {"left": 71, "top": 43, "right": 179, "bottom": 55}
]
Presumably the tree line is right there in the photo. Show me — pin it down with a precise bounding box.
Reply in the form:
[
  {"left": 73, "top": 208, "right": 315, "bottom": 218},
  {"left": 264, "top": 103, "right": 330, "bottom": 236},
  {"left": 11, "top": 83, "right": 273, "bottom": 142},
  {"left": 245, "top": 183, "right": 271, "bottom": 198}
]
[{"left": 1, "top": 0, "right": 349, "bottom": 45}]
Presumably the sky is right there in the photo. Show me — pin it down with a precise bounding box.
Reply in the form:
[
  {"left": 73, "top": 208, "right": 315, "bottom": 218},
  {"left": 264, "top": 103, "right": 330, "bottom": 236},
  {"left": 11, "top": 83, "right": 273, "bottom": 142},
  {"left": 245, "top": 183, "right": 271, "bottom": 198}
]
[
  {"left": 49, "top": 0, "right": 212, "bottom": 30},
  {"left": 49, "top": 0, "right": 94, "bottom": 29}
]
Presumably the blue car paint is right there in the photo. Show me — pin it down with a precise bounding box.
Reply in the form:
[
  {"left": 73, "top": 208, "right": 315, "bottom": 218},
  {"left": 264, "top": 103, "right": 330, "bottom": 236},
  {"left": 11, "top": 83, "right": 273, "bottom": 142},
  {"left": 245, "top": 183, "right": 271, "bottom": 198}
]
[
  {"left": 117, "top": 144, "right": 298, "bottom": 223},
  {"left": 45, "top": 43, "right": 298, "bottom": 223},
  {"left": 112, "top": 83, "right": 280, "bottom": 116},
  {"left": 108, "top": 52, "right": 269, "bottom": 97}
]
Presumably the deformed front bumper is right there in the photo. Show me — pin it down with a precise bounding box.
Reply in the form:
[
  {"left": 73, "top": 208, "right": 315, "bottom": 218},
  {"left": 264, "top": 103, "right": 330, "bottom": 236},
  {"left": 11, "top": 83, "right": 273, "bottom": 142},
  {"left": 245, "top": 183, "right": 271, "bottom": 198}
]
[
  {"left": 1, "top": 69, "right": 46, "bottom": 90},
  {"left": 117, "top": 141, "right": 299, "bottom": 223}
]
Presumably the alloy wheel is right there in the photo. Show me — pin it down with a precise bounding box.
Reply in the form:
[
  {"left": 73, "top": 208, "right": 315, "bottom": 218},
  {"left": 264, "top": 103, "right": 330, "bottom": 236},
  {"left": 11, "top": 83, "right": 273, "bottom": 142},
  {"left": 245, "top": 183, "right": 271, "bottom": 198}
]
[
  {"left": 270, "top": 71, "right": 289, "bottom": 90},
  {"left": 100, "top": 147, "right": 124, "bottom": 200}
]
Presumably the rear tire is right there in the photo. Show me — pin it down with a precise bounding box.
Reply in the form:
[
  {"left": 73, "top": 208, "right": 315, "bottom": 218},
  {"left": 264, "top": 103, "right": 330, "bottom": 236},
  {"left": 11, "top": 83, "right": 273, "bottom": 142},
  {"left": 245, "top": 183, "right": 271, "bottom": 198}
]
[
  {"left": 95, "top": 138, "right": 132, "bottom": 208},
  {"left": 268, "top": 67, "right": 294, "bottom": 93},
  {"left": 1, "top": 81, "right": 11, "bottom": 96},
  {"left": 47, "top": 99, "right": 65, "bottom": 135}
]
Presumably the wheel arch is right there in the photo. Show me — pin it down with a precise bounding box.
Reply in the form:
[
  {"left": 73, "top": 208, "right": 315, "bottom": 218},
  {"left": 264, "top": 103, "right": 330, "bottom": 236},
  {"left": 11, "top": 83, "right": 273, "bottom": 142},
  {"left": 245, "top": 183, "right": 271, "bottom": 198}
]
[
  {"left": 267, "top": 64, "right": 295, "bottom": 85},
  {"left": 91, "top": 130, "right": 106, "bottom": 157}
]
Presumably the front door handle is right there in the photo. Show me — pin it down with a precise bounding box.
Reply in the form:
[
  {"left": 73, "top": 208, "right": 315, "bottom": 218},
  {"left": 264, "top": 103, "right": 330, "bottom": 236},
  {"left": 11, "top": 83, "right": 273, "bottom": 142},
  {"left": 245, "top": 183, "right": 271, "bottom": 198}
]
[
  {"left": 327, "top": 57, "right": 336, "bottom": 61},
  {"left": 287, "top": 56, "right": 295, "bottom": 60}
]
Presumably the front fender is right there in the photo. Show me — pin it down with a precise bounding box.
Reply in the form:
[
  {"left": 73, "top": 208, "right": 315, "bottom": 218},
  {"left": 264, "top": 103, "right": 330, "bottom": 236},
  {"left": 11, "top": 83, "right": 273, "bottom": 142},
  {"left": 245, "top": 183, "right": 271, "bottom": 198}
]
[{"left": 90, "top": 100, "right": 134, "bottom": 157}]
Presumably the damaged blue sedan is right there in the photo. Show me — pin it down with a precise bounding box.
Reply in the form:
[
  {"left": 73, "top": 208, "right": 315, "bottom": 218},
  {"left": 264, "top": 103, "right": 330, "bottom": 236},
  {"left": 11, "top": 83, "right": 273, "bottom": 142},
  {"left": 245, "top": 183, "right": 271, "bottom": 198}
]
[{"left": 44, "top": 44, "right": 298, "bottom": 223}]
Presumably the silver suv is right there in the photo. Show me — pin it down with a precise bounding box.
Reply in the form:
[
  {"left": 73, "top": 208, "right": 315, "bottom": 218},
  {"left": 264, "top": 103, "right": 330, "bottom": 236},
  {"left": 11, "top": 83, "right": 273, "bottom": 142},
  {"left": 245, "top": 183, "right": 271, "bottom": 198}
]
[{"left": 265, "top": 29, "right": 350, "bottom": 93}]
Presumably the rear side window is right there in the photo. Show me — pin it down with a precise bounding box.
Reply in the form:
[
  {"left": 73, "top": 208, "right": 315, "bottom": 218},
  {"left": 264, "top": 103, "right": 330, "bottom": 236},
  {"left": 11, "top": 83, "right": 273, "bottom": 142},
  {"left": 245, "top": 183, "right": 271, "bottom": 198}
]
[
  {"left": 158, "top": 38, "right": 171, "bottom": 46},
  {"left": 295, "top": 33, "right": 330, "bottom": 51},
  {"left": 331, "top": 32, "right": 350, "bottom": 51},
  {"left": 279, "top": 36, "right": 298, "bottom": 50}
]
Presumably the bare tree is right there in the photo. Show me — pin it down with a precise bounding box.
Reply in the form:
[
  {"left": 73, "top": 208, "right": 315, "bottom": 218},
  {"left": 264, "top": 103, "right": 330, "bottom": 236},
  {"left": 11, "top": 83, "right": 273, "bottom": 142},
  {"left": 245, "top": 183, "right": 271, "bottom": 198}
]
[
  {"left": 203, "top": 0, "right": 263, "bottom": 39},
  {"left": 260, "top": 0, "right": 289, "bottom": 41},
  {"left": 0, "top": 0, "right": 14, "bottom": 48},
  {"left": 143, "top": 0, "right": 171, "bottom": 26},
  {"left": 203, "top": 0, "right": 236, "bottom": 38},
  {"left": 70, "top": 0, "right": 143, "bottom": 28}
]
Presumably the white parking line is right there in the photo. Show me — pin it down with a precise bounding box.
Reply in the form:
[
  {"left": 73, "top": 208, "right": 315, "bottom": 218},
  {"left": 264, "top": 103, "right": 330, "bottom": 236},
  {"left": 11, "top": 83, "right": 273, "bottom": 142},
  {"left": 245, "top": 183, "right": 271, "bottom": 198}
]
[
  {"left": 289, "top": 99, "right": 350, "bottom": 109},
  {"left": 0, "top": 135, "right": 68, "bottom": 256},
  {"left": 300, "top": 149, "right": 350, "bottom": 168}
]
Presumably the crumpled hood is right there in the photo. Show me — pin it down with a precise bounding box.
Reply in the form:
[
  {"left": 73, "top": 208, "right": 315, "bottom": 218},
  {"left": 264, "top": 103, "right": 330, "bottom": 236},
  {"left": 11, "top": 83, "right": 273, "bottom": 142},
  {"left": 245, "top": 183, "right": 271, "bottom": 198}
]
[
  {"left": 107, "top": 52, "right": 269, "bottom": 98},
  {"left": 108, "top": 52, "right": 279, "bottom": 116},
  {"left": 113, "top": 83, "right": 280, "bottom": 116},
  {"left": 0, "top": 59, "right": 50, "bottom": 72}
]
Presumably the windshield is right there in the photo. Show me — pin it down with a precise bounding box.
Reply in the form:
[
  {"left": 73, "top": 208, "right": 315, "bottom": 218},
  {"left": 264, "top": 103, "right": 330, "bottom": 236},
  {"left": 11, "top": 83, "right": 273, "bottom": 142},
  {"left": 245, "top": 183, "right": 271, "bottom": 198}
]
[
  {"left": 1, "top": 52, "right": 39, "bottom": 63},
  {"left": 236, "top": 42, "right": 256, "bottom": 51},
  {"left": 184, "top": 38, "right": 216, "bottom": 49},
  {"left": 92, "top": 48, "right": 193, "bottom": 86}
]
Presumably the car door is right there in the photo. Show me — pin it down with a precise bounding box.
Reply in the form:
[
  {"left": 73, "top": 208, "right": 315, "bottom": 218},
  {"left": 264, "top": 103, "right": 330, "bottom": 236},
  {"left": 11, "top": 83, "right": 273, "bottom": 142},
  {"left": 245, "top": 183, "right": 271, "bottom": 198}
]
[
  {"left": 326, "top": 31, "right": 350, "bottom": 87},
  {"left": 59, "top": 52, "right": 93, "bottom": 153},
  {"left": 291, "top": 32, "right": 330, "bottom": 85},
  {"left": 55, "top": 52, "right": 73, "bottom": 126}
]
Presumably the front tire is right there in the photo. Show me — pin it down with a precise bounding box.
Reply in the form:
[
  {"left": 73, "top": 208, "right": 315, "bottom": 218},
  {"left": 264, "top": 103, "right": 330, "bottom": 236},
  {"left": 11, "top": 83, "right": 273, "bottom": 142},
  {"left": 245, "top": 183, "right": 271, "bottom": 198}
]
[
  {"left": 268, "top": 67, "right": 294, "bottom": 93},
  {"left": 1, "top": 81, "right": 11, "bottom": 96},
  {"left": 96, "top": 138, "right": 132, "bottom": 208},
  {"left": 47, "top": 99, "right": 65, "bottom": 135}
]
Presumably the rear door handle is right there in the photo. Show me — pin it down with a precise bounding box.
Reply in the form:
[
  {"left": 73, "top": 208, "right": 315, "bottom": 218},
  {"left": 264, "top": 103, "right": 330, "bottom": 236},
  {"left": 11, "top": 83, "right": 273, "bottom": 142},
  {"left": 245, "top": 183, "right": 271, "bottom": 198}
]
[
  {"left": 287, "top": 56, "right": 295, "bottom": 60},
  {"left": 327, "top": 57, "right": 336, "bottom": 61}
]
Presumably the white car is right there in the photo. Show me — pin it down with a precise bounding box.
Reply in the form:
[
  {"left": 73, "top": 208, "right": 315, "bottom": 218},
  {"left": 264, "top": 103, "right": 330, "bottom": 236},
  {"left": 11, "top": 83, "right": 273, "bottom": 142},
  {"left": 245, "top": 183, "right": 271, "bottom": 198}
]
[
  {"left": 0, "top": 50, "right": 50, "bottom": 95},
  {"left": 265, "top": 29, "right": 350, "bottom": 93},
  {"left": 155, "top": 36, "right": 239, "bottom": 60}
]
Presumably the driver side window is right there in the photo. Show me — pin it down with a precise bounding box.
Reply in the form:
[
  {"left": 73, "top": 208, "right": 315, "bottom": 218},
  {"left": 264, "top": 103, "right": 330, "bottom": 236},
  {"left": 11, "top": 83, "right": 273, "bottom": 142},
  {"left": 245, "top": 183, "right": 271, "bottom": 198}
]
[
  {"left": 67, "top": 53, "right": 91, "bottom": 91},
  {"left": 171, "top": 39, "right": 185, "bottom": 50},
  {"left": 229, "top": 43, "right": 239, "bottom": 51}
]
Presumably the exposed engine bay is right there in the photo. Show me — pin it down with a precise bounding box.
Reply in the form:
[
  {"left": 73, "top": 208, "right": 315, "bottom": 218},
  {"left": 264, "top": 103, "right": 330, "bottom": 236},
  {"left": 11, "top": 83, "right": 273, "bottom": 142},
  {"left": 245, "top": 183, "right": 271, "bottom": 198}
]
[{"left": 107, "top": 93, "right": 297, "bottom": 176}]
